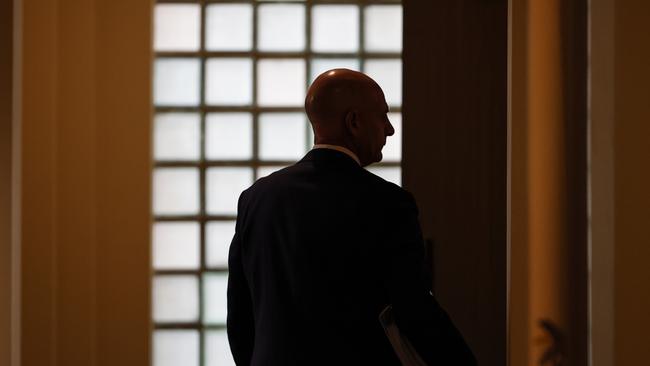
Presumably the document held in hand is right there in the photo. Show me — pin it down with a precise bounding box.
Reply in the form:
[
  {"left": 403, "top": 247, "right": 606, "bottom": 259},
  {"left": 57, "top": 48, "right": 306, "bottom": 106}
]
[{"left": 379, "top": 305, "right": 428, "bottom": 366}]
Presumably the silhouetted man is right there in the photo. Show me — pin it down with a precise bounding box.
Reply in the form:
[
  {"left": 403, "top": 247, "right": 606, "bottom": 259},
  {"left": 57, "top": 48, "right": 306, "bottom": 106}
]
[{"left": 227, "top": 69, "right": 476, "bottom": 365}]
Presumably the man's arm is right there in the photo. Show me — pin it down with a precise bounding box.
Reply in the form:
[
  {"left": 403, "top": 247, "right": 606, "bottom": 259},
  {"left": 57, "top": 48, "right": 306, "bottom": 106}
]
[
  {"left": 227, "top": 193, "right": 255, "bottom": 365},
  {"left": 383, "top": 189, "right": 476, "bottom": 365}
]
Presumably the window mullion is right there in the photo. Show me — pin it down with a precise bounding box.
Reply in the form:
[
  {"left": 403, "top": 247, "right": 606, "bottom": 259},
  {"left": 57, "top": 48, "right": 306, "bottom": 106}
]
[{"left": 198, "top": 1, "right": 207, "bottom": 365}]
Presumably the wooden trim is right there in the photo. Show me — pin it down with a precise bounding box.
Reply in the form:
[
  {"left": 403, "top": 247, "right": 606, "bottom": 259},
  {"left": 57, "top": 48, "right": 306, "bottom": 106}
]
[
  {"left": 508, "top": 0, "right": 530, "bottom": 363},
  {"left": 588, "top": 0, "right": 615, "bottom": 365},
  {"left": 1, "top": 0, "right": 13, "bottom": 363},
  {"left": 561, "top": 0, "right": 589, "bottom": 364},
  {"left": 509, "top": 0, "right": 589, "bottom": 364}
]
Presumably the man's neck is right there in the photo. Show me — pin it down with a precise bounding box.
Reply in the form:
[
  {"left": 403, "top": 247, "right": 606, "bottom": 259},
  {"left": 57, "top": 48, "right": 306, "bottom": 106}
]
[{"left": 311, "top": 144, "right": 361, "bottom": 166}]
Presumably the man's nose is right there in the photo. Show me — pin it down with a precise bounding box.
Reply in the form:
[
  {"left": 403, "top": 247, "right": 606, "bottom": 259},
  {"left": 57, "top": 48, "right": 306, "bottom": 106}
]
[{"left": 386, "top": 120, "right": 395, "bottom": 136}]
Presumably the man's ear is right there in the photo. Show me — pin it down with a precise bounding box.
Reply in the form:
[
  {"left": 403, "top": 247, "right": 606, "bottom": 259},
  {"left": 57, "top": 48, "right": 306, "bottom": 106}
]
[{"left": 344, "top": 110, "right": 359, "bottom": 136}]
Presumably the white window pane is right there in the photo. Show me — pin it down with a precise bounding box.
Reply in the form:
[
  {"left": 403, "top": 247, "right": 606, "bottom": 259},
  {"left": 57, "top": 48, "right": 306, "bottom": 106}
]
[
  {"left": 205, "top": 58, "right": 253, "bottom": 106},
  {"left": 364, "top": 5, "right": 403, "bottom": 52},
  {"left": 154, "top": 58, "right": 200, "bottom": 106},
  {"left": 259, "top": 113, "right": 307, "bottom": 161},
  {"left": 153, "top": 168, "right": 199, "bottom": 216},
  {"left": 205, "top": 330, "right": 236, "bottom": 366},
  {"left": 257, "top": 59, "right": 305, "bottom": 106},
  {"left": 153, "top": 275, "right": 199, "bottom": 323},
  {"left": 154, "top": 330, "right": 199, "bottom": 366},
  {"left": 154, "top": 113, "right": 200, "bottom": 161},
  {"left": 206, "top": 113, "right": 253, "bottom": 160},
  {"left": 310, "top": 58, "right": 360, "bottom": 83},
  {"left": 206, "top": 168, "right": 253, "bottom": 215},
  {"left": 258, "top": 4, "right": 305, "bottom": 51},
  {"left": 311, "top": 5, "right": 359, "bottom": 52},
  {"left": 309, "top": 124, "right": 314, "bottom": 146},
  {"left": 154, "top": 4, "right": 200, "bottom": 51},
  {"left": 206, "top": 4, "right": 253, "bottom": 51},
  {"left": 153, "top": 222, "right": 200, "bottom": 270},
  {"left": 203, "top": 273, "right": 228, "bottom": 324},
  {"left": 364, "top": 59, "right": 402, "bottom": 107},
  {"left": 367, "top": 166, "right": 402, "bottom": 186},
  {"left": 206, "top": 221, "right": 235, "bottom": 269},
  {"left": 256, "top": 166, "right": 287, "bottom": 179},
  {"left": 382, "top": 113, "right": 402, "bottom": 162}
]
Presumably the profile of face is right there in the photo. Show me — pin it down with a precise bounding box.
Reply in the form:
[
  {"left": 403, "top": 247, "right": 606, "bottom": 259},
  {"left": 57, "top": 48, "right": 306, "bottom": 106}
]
[
  {"left": 305, "top": 69, "right": 395, "bottom": 167},
  {"left": 344, "top": 87, "right": 395, "bottom": 166}
]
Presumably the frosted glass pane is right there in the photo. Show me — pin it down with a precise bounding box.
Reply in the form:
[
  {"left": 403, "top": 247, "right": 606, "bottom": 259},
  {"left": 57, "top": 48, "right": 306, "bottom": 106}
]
[
  {"left": 206, "top": 113, "right": 252, "bottom": 160},
  {"left": 154, "top": 4, "right": 200, "bottom": 51},
  {"left": 206, "top": 168, "right": 253, "bottom": 215},
  {"left": 311, "top": 5, "right": 359, "bottom": 52},
  {"left": 308, "top": 124, "right": 314, "bottom": 146},
  {"left": 382, "top": 113, "right": 402, "bottom": 162},
  {"left": 206, "top": 4, "right": 253, "bottom": 51},
  {"left": 364, "top": 5, "right": 403, "bottom": 52},
  {"left": 153, "top": 275, "right": 199, "bottom": 323},
  {"left": 154, "top": 58, "right": 200, "bottom": 106},
  {"left": 153, "top": 168, "right": 199, "bottom": 215},
  {"left": 205, "top": 330, "right": 236, "bottom": 366},
  {"left": 310, "top": 58, "right": 360, "bottom": 82},
  {"left": 367, "top": 166, "right": 401, "bottom": 186},
  {"left": 154, "top": 330, "right": 199, "bottom": 366},
  {"left": 154, "top": 113, "right": 200, "bottom": 161},
  {"left": 206, "top": 221, "right": 236, "bottom": 268},
  {"left": 203, "top": 273, "right": 228, "bottom": 324},
  {"left": 258, "top": 4, "right": 305, "bottom": 51},
  {"left": 256, "top": 166, "right": 287, "bottom": 179},
  {"left": 153, "top": 222, "right": 200, "bottom": 270},
  {"left": 259, "top": 113, "right": 307, "bottom": 161},
  {"left": 205, "top": 58, "right": 252, "bottom": 106},
  {"left": 364, "top": 59, "right": 402, "bottom": 107},
  {"left": 257, "top": 59, "right": 305, "bottom": 106}
]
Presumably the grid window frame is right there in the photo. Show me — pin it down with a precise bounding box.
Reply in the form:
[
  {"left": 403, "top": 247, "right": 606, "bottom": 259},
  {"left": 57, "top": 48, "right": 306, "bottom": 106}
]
[{"left": 152, "top": 0, "right": 402, "bottom": 365}]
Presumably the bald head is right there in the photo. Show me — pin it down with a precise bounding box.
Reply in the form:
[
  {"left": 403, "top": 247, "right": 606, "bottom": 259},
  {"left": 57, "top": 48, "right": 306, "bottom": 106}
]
[
  {"left": 305, "top": 68, "right": 381, "bottom": 127},
  {"left": 304, "top": 69, "right": 394, "bottom": 167}
]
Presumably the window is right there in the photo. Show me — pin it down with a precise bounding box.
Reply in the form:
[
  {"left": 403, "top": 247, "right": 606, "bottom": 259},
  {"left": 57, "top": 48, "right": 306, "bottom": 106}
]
[{"left": 152, "top": 1, "right": 402, "bottom": 365}]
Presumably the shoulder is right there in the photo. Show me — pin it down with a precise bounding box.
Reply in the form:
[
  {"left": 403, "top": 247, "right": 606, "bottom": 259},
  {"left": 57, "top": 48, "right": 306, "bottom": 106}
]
[
  {"left": 241, "top": 163, "right": 416, "bottom": 209},
  {"left": 236, "top": 164, "right": 300, "bottom": 205},
  {"left": 242, "top": 164, "right": 297, "bottom": 195},
  {"left": 360, "top": 168, "right": 418, "bottom": 211},
  {"left": 361, "top": 168, "right": 413, "bottom": 200}
]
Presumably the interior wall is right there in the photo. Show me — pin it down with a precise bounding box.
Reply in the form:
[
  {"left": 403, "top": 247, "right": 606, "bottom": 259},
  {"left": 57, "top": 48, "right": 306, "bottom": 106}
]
[
  {"left": 590, "top": 1, "right": 650, "bottom": 364},
  {"left": 94, "top": 0, "right": 153, "bottom": 363},
  {"left": 0, "top": 0, "right": 13, "bottom": 364},
  {"left": 403, "top": 1, "right": 508, "bottom": 365},
  {"left": 14, "top": 0, "right": 152, "bottom": 364},
  {"left": 612, "top": 1, "right": 650, "bottom": 364}
]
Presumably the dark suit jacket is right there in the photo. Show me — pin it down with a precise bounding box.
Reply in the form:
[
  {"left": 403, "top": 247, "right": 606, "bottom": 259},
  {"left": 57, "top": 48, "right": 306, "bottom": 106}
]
[{"left": 227, "top": 148, "right": 476, "bottom": 366}]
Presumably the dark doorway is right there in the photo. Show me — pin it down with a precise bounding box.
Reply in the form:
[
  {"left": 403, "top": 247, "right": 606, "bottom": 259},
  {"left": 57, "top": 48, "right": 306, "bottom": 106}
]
[{"left": 402, "top": 1, "right": 508, "bottom": 365}]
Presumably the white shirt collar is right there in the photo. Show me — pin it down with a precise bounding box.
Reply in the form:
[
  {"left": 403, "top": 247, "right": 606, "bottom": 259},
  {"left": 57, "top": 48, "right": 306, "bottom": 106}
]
[{"left": 311, "top": 144, "right": 361, "bottom": 166}]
